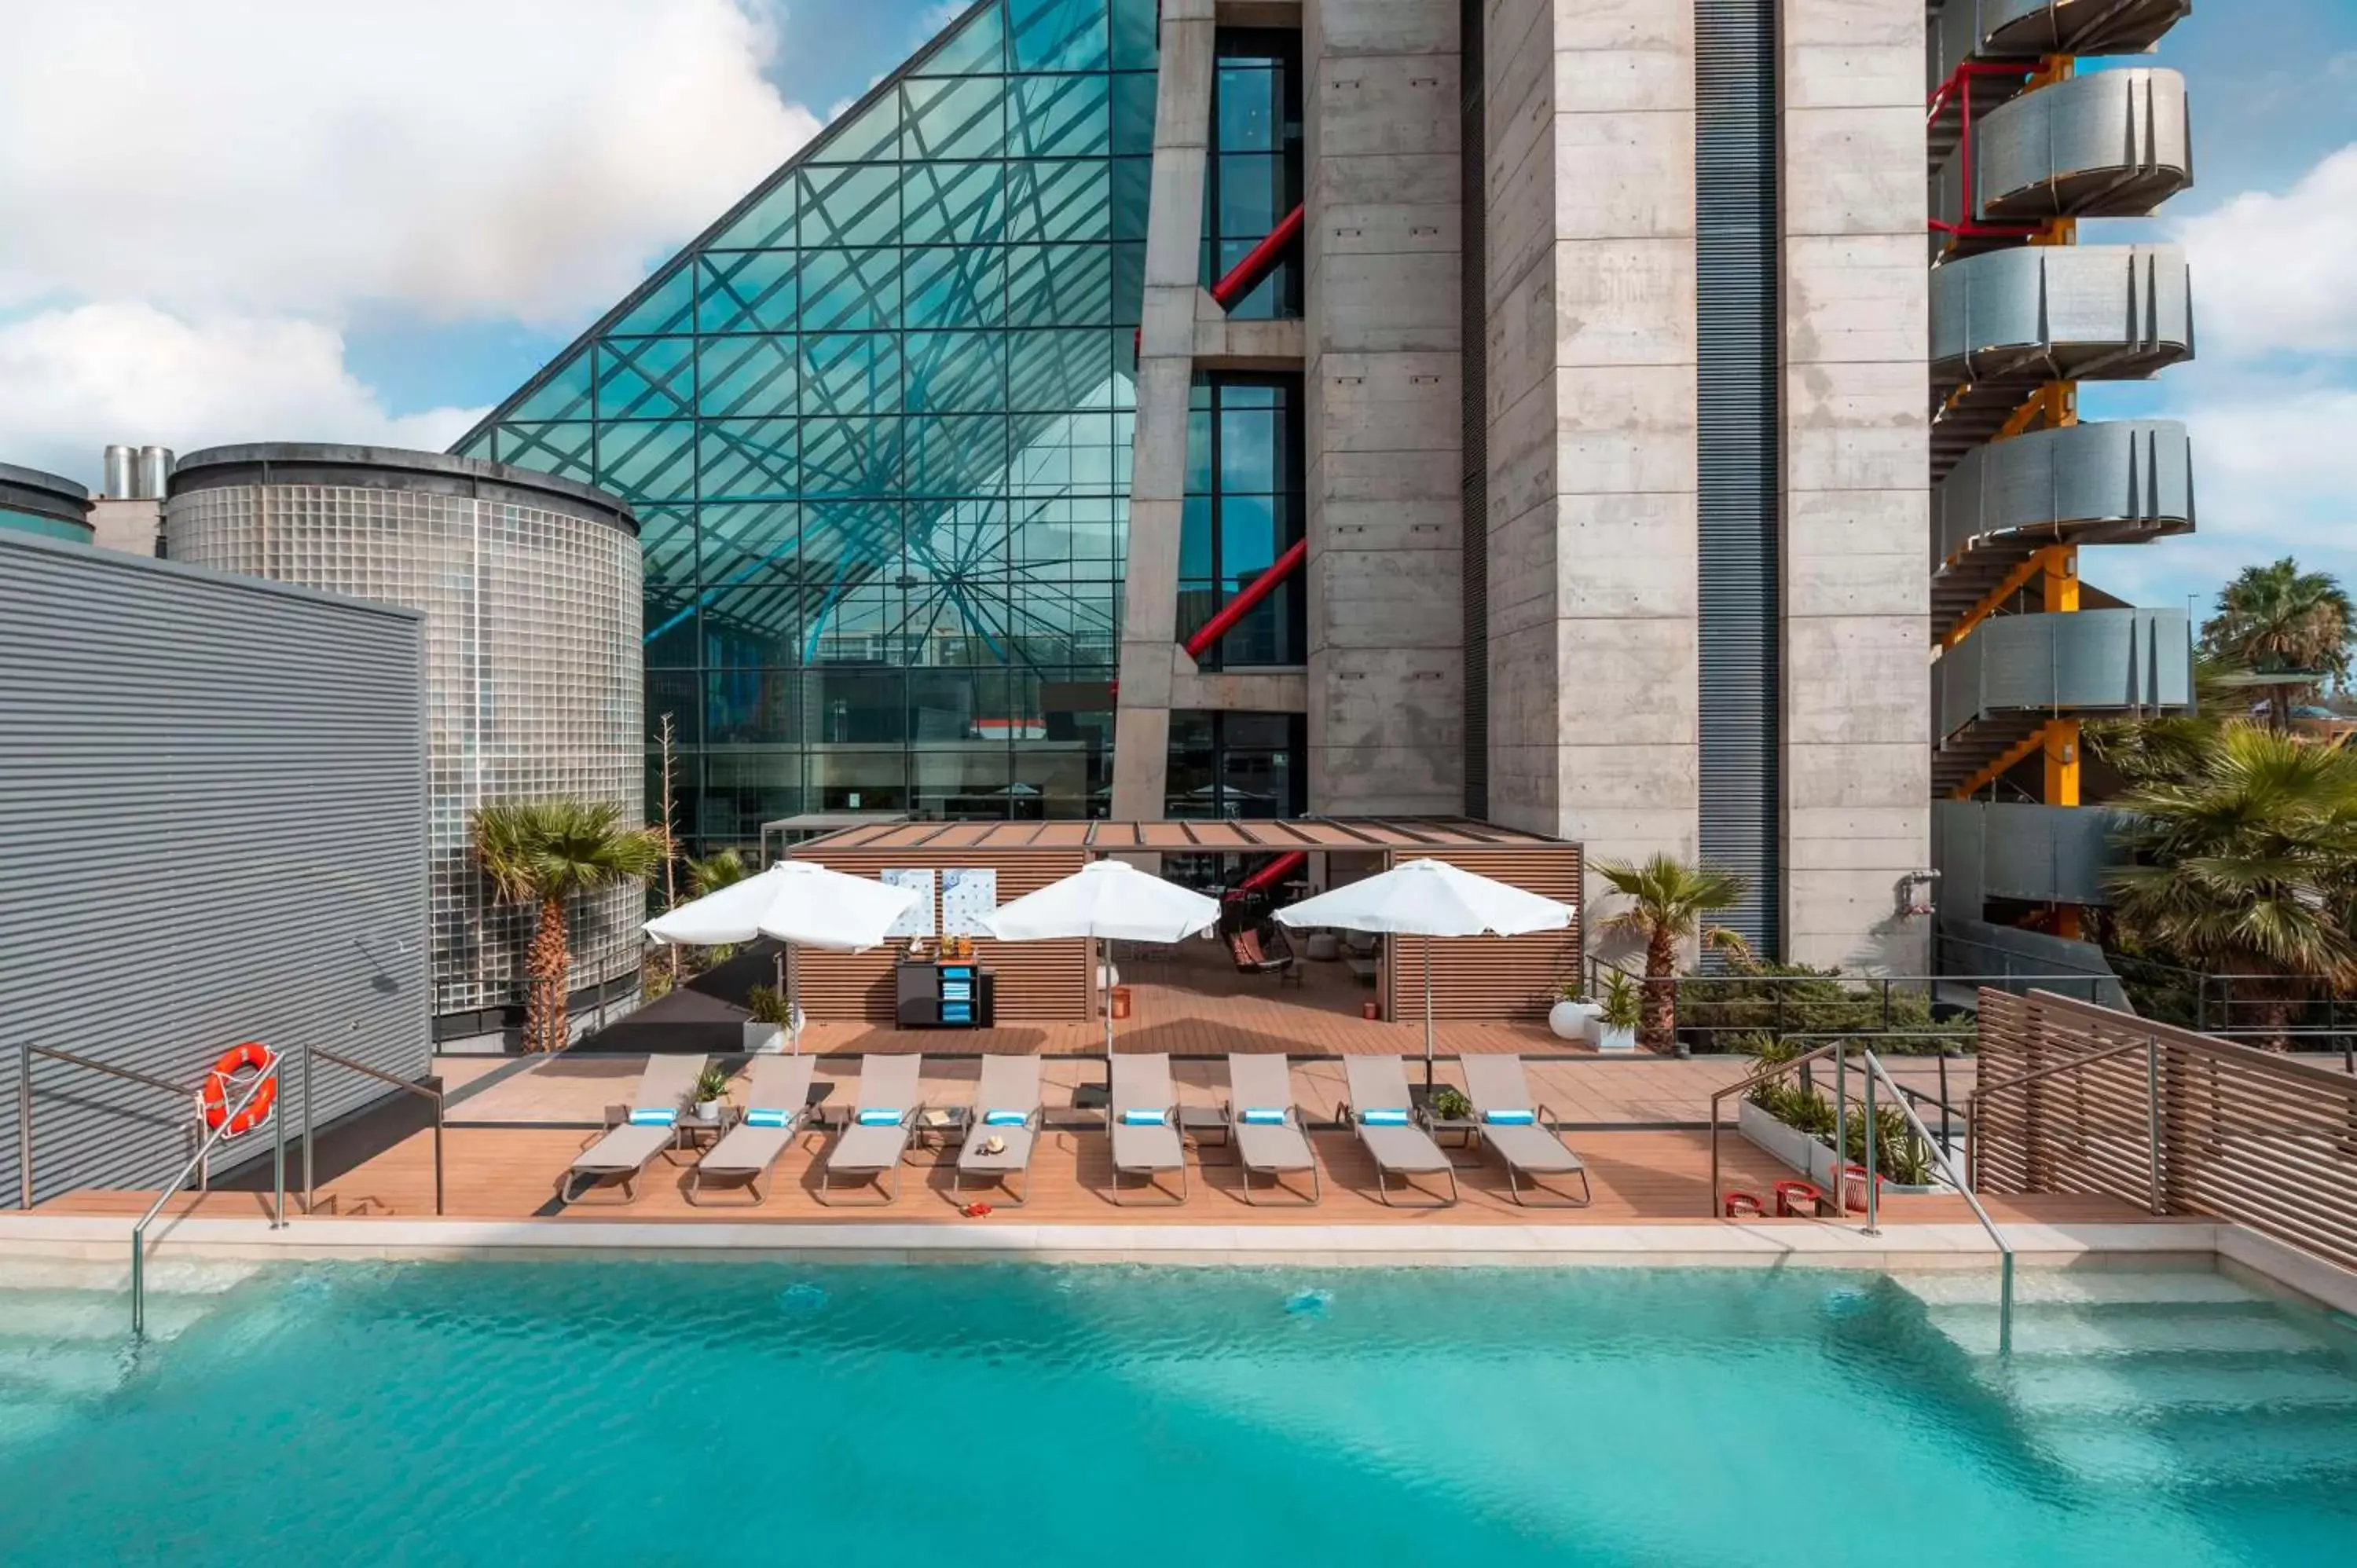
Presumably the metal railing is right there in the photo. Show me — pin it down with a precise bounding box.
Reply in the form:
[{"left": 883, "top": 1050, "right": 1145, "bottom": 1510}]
[
  {"left": 1853, "top": 1046, "right": 2015, "bottom": 1355},
  {"left": 17, "top": 1044, "right": 202, "bottom": 1209},
  {"left": 1580, "top": 954, "right": 2106, "bottom": 1050},
  {"left": 131, "top": 1055, "right": 286, "bottom": 1339},
  {"left": 302, "top": 1045, "right": 445, "bottom": 1218},
  {"left": 1708, "top": 1037, "right": 2014, "bottom": 1354}
]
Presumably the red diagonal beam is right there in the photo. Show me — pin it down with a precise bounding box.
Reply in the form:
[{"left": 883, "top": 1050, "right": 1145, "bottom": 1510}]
[
  {"left": 1209, "top": 203, "right": 1305, "bottom": 310},
  {"left": 1184, "top": 537, "right": 1307, "bottom": 661}
]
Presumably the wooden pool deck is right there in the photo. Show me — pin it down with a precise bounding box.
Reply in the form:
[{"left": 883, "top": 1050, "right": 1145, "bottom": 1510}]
[{"left": 39, "top": 1050, "right": 2121, "bottom": 1233}]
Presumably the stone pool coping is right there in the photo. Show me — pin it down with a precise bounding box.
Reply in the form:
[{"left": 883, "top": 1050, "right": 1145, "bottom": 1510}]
[{"left": 2, "top": 1214, "right": 2346, "bottom": 1313}]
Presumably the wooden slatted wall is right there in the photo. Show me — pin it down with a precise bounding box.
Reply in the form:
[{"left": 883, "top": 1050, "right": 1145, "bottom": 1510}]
[
  {"left": 1977, "top": 989, "right": 2357, "bottom": 1272},
  {"left": 1383, "top": 848, "right": 1584, "bottom": 1021},
  {"left": 785, "top": 846, "right": 1091, "bottom": 1022}
]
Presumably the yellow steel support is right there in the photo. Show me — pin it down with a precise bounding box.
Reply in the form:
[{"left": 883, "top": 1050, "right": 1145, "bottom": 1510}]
[
  {"left": 1948, "top": 720, "right": 2058, "bottom": 801},
  {"left": 1940, "top": 550, "right": 2051, "bottom": 650},
  {"left": 2043, "top": 718, "right": 2081, "bottom": 807}
]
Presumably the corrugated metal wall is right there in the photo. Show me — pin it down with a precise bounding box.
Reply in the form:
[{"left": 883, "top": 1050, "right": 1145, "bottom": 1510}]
[
  {"left": 1695, "top": 0, "right": 1780, "bottom": 955},
  {"left": 0, "top": 534, "right": 429, "bottom": 1206},
  {"left": 1458, "top": 0, "right": 1489, "bottom": 819}
]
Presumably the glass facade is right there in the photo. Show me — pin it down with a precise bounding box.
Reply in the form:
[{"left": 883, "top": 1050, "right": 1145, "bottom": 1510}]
[
  {"left": 457, "top": 0, "right": 1156, "bottom": 855},
  {"left": 1166, "top": 711, "right": 1306, "bottom": 819},
  {"left": 1203, "top": 31, "right": 1302, "bottom": 317},
  {"left": 1177, "top": 373, "right": 1304, "bottom": 667}
]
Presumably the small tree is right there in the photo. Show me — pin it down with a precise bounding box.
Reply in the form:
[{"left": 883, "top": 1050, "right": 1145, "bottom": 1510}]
[
  {"left": 1593, "top": 855, "right": 1750, "bottom": 1052},
  {"left": 473, "top": 799, "right": 665, "bottom": 1053},
  {"left": 685, "top": 848, "right": 753, "bottom": 898}
]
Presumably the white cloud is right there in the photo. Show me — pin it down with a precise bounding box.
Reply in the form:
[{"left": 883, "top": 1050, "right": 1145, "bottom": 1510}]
[
  {"left": 0, "top": 0, "right": 821, "bottom": 328},
  {"left": 0, "top": 303, "right": 486, "bottom": 483},
  {"left": 2174, "top": 145, "right": 2357, "bottom": 361}
]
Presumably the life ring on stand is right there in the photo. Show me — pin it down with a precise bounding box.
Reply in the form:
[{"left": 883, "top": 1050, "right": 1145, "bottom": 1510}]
[{"left": 201, "top": 1042, "right": 277, "bottom": 1138}]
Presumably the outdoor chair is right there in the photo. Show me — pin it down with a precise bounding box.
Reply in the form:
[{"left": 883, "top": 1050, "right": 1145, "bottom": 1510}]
[
  {"left": 1228, "top": 925, "right": 1303, "bottom": 986},
  {"left": 1108, "top": 1052, "right": 1188, "bottom": 1204},
  {"left": 1457, "top": 1055, "right": 1591, "bottom": 1207},
  {"left": 559, "top": 1053, "right": 709, "bottom": 1206},
  {"left": 816, "top": 1055, "right": 924, "bottom": 1206},
  {"left": 687, "top": 1055, "right": 816, "bottom": 1207},
  {"left": 1224, "top": 1053, "right": 1320, "bottom": 1205},
  {"left": 1338, "top": 1056, "right": 1459, "bottom": 1208},
  {"left": 954, "top": 1054, "right": 1045, "bottom": 1207}
]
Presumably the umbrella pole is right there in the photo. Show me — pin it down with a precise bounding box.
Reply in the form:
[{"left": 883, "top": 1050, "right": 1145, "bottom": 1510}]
[{"left": 1424, "top": 936, "right": 1435, "bottom": 1089}]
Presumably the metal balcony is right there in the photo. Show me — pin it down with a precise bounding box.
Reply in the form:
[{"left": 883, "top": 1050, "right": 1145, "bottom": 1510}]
[
  {"left": 1935, "top": 798, "right": 2128, "bottom": 911},
  {"left": 1931, "top": 0, "right": 2194, "bottom": 90},
  {"left": 1932, "top": 420, "right": 2194, "bottom": 635},
  {"left": 1930, "top": 245, "right": 2193, "bottom": 477},
  {"left": 1933, "top": 68, "right": 2191, "bottom": 244},
  {"left": 1932, "top": 607, "right": 2192, "bottom": 793}
]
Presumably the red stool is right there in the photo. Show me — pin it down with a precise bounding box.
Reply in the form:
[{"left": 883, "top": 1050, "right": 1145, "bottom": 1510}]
[
  {"left": 1773, "top": 1179, "right": 1828, "bottom": 1218},
  {"left": 1722, "top": 1189, "right": 1765, "bottom": 1218}
]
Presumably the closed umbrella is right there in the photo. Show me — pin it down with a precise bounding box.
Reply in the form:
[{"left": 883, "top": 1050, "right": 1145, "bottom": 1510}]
[
  {"left": 984, "top": 859, "right": 1221, "bottom": 1057},
  {"left": 1276, "top": 859, "right": 1574, "bottom": 1082},
  {"left": 644, "top": 861, "right": 920, "bottom": 1053}
]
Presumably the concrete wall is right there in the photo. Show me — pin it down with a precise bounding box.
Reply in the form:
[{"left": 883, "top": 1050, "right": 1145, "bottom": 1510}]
[
  {"left": 1779, "top": 0, "right": 1930, "bottom": 969},
  {"left": 1110, "top": 0, "right": 1217, "bottom": 822},
  {"left": 1303, "top": 0, "right": 1465, "bottom": 812},
  {"left": 1483, "top": 0, "right": 1700, "bottom": 894}
]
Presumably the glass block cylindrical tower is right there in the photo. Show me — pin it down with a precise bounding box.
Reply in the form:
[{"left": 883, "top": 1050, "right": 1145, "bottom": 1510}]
[{"left": 164, "top": 445, "right": 643, "bottom": 1042}]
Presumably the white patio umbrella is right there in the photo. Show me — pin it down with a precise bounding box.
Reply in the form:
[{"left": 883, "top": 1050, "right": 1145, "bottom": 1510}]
[
  {"left": 643, "top": 861, "right": 921, "bottom": 1053},
  {"left": 1276, "top": 859, "right": 1574, "bottom": 1082},
  {"left": 984, "top": 859, "right": 1221, "bottom": 1057}
]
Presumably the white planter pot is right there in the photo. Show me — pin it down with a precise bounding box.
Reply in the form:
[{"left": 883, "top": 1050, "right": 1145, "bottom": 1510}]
[
  {"left": 1595, "top": 1024, "right": 1639, "bottom": 1053},
  {"left": 1306, "top": 932, "right": 1340, "bottom": 962},
  {"left": 695, "top": 1099, "right": 720, "bottom": 1121},
  {"left": 1548, "top": 999, "right": 1601, "bottom": 1041},
  {"left": 744, "top": 1021, "right": 786, "bottom": 1054},
  {"left": 1736, "top": 1101, "right": 1942, "bottom": 1196}
]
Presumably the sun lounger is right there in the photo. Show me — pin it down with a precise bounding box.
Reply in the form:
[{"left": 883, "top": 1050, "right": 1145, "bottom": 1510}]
[
  {"left": 1458, "top": 1055, "right": 1590, "bottom": 1207},
  {"left": 559, "top": 1053, "right": 709, "bottom": 1205},
  {"left": 1108, "top": 1052, "right": 1187, "bottom": 1205},
  {"left": 816, "top": 1055, "right": 923, "bottom": 1206},
  {"left": 1340, "top": 1056, "right": 1458, "bottom": 1207},
  {"left": 687, "top": 1055, "right": 816, "bottom": 1207},
  {"left": 955, "top": 1054, "right": 1044, "bottom": 1207},
  {"left": 1225, "top": 1053, "right": 1319, "bottom": 1205}
]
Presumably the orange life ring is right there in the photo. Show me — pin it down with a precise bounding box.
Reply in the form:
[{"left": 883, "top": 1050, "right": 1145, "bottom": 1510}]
[{"left": 201, "top": 1042, "right": 277, "bottom": 1138}]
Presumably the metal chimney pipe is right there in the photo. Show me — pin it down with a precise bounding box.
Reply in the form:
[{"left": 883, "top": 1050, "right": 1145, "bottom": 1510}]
[
  {"left": 103, "top": 445, "right": 136, "bottom": 498},
  {"left": 134, "top": 446, "right": 174, "bottom": 500}
]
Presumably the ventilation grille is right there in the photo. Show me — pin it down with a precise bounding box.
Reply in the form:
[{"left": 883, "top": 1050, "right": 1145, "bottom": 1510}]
[
  {"left": 1459, "top": 0, "right": 1489, "bottom": 820},
  {"left": 1695, "top": 0, "right": 1780, "bottom": 956}
]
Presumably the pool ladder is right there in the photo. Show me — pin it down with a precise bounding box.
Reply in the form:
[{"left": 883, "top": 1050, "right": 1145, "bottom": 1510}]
[{"left": 1712, "top": 1041, "right": 2015, "bottom": 1355}]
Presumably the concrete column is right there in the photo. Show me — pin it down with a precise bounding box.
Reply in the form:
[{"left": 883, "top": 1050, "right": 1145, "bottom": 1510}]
[
  {"left": 1110, "top": 0, "right": 1217, "bottom": 822},
  {"left": 1485, "top": 0, "right": 1699, "bottom": 892},
  {"left": 1779, "top": 0, "right": 1930, "bottom": 969},
  {"left": 1303, "top": 0, "right": 1464, "bottom": 814}
]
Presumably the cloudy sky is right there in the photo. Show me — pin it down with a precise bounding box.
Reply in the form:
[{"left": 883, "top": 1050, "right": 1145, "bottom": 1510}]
[{"left": 2, "top": 0, "right": 2352, "bottom": 619}]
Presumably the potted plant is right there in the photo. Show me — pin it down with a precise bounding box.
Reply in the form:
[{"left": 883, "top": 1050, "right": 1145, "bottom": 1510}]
[
  {"left": 1548, "top": 979, "right": 1601, "bottom": 1042},
  {"left": 1736, "top": 1068, "right": 1941, "bottom": 1196},
  {"left": 694, "top": 1064, "right": 732, "bottom": 1122},
  {"left": 744, "top": 984, "right": 792, "bottom": 1053},
  {"left": 1428, "top": 1085, "right": 1472, "bottom": 1122},
  {"left": 1593, "top": 971, "right": 1641, "bottom": 1053}
]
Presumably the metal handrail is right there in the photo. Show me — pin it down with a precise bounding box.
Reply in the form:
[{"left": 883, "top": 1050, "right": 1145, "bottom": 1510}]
[
  {"left": 1855, "top": 1046, "right": 2015, "bottom": 1354},
  {"left": 1706, "top": 1041, "right": 1846, "bottom": 1208},
  {"left": 302, "top": 1044, "right": 445, "bottom": 1216},
  {"left": 1963, "top": 1036, "right": 2152, "bottom": 1193},
  {"left": 17, "top": 1043, "right": 201, "bottom": 1210},
  {"left": 130, "top": 1056, "right": 285, "bottom": 1339}
]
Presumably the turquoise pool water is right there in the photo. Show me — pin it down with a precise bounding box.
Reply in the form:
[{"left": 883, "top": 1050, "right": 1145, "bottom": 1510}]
[{"left": 2, "top": 1262, "right": 2354, "bottom": 1564}]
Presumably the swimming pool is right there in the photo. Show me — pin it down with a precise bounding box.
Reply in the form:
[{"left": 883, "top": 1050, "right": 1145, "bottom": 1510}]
[{"left": 1, "top": 1260, "right": 2352, "bottom": 1564}]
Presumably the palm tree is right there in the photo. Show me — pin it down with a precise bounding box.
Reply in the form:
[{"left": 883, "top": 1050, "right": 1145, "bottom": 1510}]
[
  {"left": 685, "top": 848, "right": 752, "bottom": 898},
  {"left": 472, "top": 800, "right": 665, "bottom": 1052},
  {"left": 1593, "top": 855, "right": 1751, "bottom": 1052},
  {"left": 2105, "top": 724, "right": 2357, "bottom": 1045},
  {"left": 2201, "top": 559, "right": 2355, "bottom": 731}
]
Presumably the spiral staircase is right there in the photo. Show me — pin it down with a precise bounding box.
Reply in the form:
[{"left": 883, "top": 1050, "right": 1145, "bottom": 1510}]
[{"left": 1926, "top": 1, "right": 2199, "bottom": 963}]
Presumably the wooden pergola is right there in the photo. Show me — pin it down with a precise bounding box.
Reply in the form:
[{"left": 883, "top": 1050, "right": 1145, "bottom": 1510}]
[{"left": 783, "top": 818, "right": 1583, "bottom": 1028}]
